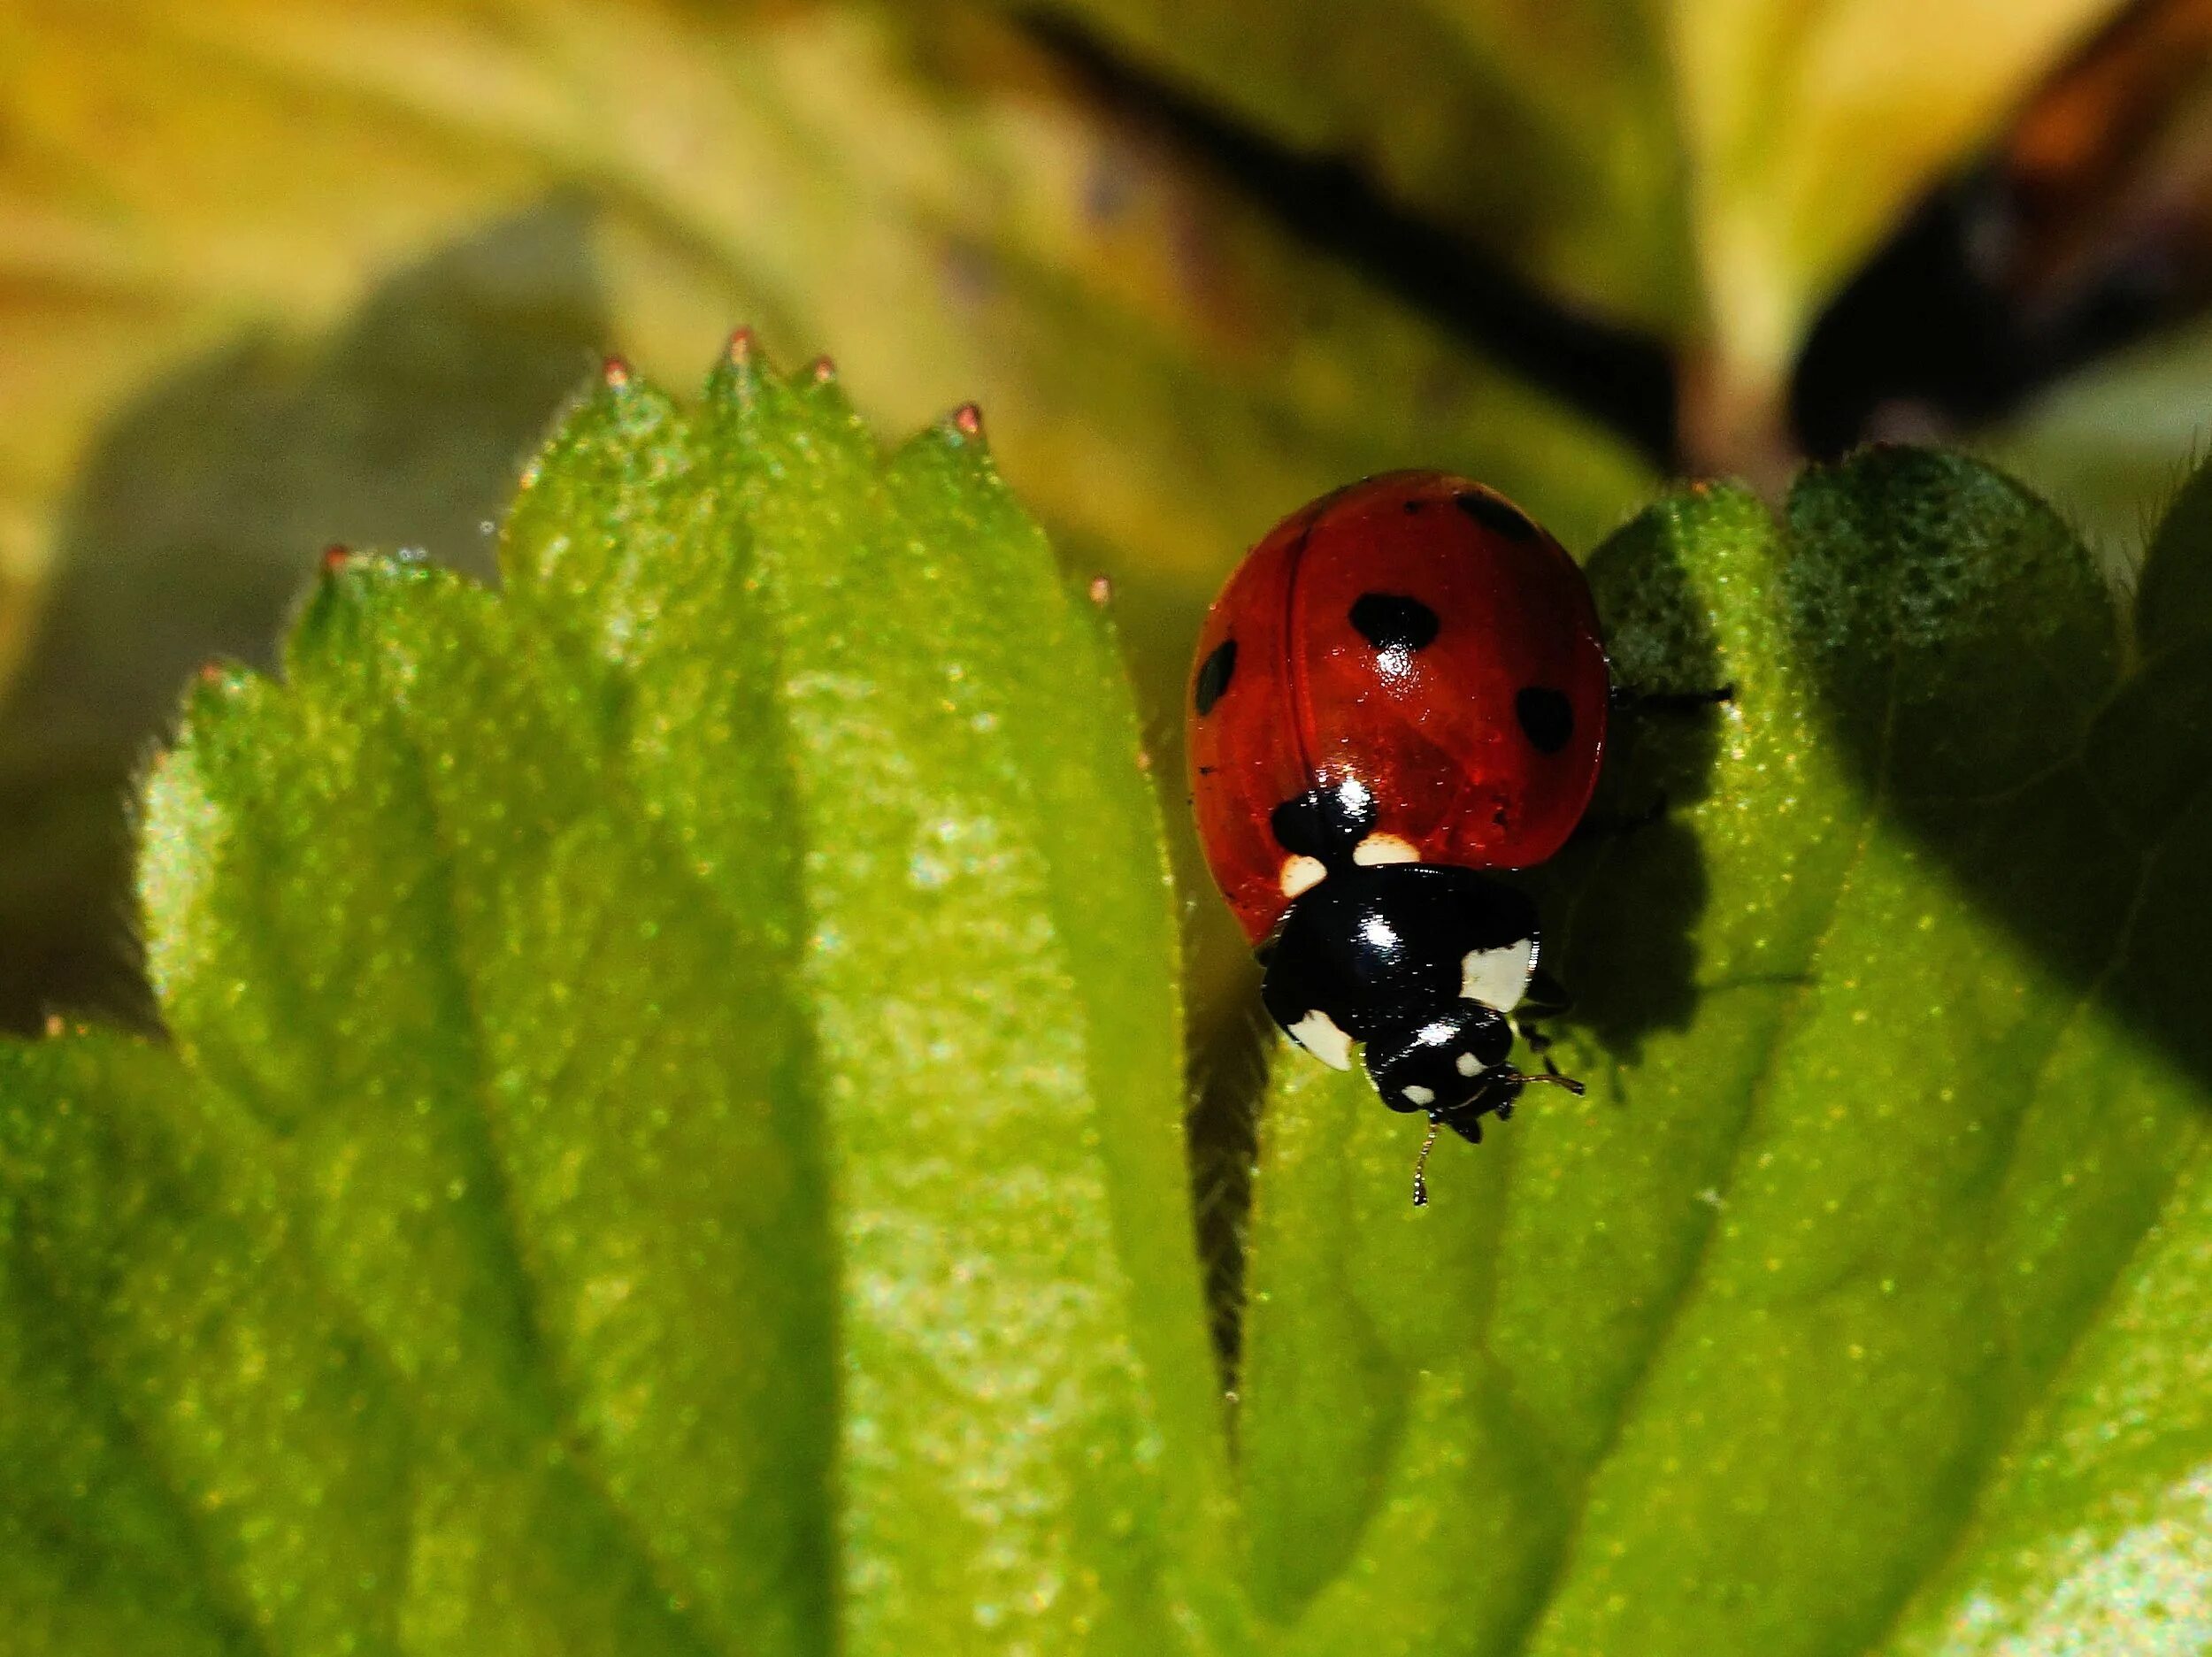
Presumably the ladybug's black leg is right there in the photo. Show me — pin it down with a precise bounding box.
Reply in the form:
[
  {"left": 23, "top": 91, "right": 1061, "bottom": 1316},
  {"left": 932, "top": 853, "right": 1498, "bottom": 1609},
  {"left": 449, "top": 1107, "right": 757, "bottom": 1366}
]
[
  {"left": 1517, "top": 1022, "right": 1558, "bottom": 1068},
  {"left": 1586, "top": 687, "right": 1731, "bottom": 840},
  {"left": 1505, "top": 1039, "right": 1573, "bottom": 1084},
  {"left": 1509, "top": 1036, "right": 1559, "bottom": 1071},
  {"left": 1609, "top": 681, "right": 1735, "bottom": 714},
  {"left": 1514, "top": 967, "right": 1572, "bottom": 1059}
]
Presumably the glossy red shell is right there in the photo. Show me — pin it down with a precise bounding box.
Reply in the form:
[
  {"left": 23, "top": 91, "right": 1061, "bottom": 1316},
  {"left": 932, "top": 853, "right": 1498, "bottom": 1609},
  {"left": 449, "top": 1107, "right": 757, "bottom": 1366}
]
[{"left": 1187, "top": 472, "right": 1609, "bottom": 945}]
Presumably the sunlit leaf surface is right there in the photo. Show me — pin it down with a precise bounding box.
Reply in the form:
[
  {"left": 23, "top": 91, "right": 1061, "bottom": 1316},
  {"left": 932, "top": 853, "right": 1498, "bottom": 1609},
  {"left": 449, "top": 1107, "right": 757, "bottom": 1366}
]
[
  {"left": 3, "top": 353, "right": 1240, "bottom": 1655},
  {"left": 8, "top": 343, "right": 2212, "bottom": 1650}
]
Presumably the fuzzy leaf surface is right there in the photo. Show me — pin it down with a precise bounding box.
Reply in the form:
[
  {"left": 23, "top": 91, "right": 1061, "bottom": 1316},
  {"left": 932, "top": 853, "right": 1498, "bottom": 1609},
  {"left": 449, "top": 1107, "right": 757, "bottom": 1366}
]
[{"left": 1, "top": 351, "right": 1238, "bottom": 1656}]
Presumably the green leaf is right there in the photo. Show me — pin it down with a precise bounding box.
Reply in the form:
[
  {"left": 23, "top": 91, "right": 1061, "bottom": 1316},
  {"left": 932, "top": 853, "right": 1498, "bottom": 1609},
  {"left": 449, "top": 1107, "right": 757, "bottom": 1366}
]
[
  {"left": 4, "top": 349, "right": 1240, "bottom": 1654},
  {"left": 1018, "top": 0, "right": 2125, "bottom": 451},
  {"left": 16, "top": 329, "right": 2212, "bottom": 1652},
  {"left": 1007, "top": 0, "right": 1695, "bottom": 335},
  {"left": 1238, "top": 449, "right": 2212, "bottom": 1655},
  {"left": 1975, "top": 312, "right": 2212, "bottom": 569},
  {"left": 146, "top": 523, "right": 834, "bottom": 1653},
  {"left": 0, "top": 1034, "right": 405, "bottom": 1655}
]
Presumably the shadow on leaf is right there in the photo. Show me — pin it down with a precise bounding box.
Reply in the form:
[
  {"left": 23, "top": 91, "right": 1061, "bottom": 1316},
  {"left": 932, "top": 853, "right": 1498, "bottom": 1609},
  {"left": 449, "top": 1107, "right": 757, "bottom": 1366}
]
[
  {"left": 0, "top": 195, "right": 610, "bottom": 1032},
  {"left": 1785, "top": 445, "right": 2212, "bottom": 1099},
  {"left": 1530, "top": 498, "right": 1729, "bottom": 1065}
]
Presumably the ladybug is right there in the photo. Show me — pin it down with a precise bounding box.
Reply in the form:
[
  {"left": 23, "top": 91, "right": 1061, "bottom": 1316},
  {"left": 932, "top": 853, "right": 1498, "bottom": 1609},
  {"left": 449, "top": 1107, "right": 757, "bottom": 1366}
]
[{"left": 1188, "top": 471, "right": 1607, "bottom": 1203}]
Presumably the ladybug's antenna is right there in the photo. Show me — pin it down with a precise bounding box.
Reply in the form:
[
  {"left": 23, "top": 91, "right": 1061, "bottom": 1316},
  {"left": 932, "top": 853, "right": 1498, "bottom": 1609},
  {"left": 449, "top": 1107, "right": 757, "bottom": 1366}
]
[
  {"left": 1411, "top": 1074, "right": 1589, "bottom": 1207},
  {"left": 1504, "top": 1070, "right": 1587, "bottom": 1096},
  {"left": 1411, "top": 1119, "right": 1442, "bottom": 1208}
]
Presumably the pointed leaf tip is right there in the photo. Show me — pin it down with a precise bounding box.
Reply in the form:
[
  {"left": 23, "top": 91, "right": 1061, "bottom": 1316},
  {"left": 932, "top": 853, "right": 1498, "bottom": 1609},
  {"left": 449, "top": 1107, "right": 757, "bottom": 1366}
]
[
  {"left": 1088, "top": 575, "right": 1113, "bottom": 606},
  {"left": 320, "top": 544, "right": 351, "bottom": 576},
  {"left": 602, "top": 355, "right": 633, "bottom": 388},
  {"left": 809, "top": 355, "right": 837, "bottom": 384},
  {"left": 710, "top": 326, "right": 769, "bottom": 407},
  {"left": 953, "top": 403, "right": 984, "bottom": 440}
]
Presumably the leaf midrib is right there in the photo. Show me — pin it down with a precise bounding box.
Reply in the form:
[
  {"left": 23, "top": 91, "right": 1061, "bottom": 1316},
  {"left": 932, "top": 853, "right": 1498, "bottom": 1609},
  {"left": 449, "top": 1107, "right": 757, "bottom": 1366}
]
[{"left": 380, "top": 631, "right": 759, "bottom": 1657}]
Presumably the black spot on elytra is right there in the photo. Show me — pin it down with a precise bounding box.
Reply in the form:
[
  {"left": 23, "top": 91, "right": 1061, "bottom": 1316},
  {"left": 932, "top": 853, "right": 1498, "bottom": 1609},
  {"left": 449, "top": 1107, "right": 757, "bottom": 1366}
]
[
  {"left": 1349, "top": 593, "right": 1440, "bottom": 653},
  {"left": 1194, "top": 639, "right": 1237, "bottom": 715},
  {"left": 1516, "top": 687, "right": 1575, "bottom": 753},
  {"left": 1271, "top": 779, "right": 1378, "bottom": 863},
  {"left": 1402, "top": 498, "right": 1426, "bottom": 514},
  {"left": 1455, "top": 489, "right": 1539, "bottom": 542}
]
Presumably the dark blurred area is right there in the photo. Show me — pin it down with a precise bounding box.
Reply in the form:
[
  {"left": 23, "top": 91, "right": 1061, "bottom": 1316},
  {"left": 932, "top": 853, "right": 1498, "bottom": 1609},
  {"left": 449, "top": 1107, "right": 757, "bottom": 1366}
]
[
  {"left": 1803, "top": 0, "right": 2212, "bottom": 454},
  {"left": 1046, "top": 0, "right": 2212, "bottom": 475}
]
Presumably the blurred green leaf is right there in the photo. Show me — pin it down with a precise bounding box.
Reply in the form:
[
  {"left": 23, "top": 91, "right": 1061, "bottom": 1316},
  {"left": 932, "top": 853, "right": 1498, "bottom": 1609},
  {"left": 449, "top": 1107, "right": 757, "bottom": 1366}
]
[
  {"left": 3, "top": 351, "right": 1240, "bottom": 1654},
  {"left": 1007, "top": 0, "right": 1695, "bottom": 335},
  {"left": 1673, "top": 0, "right": 2120, "bottom": 440},
  {"left": 1018, "top": 0, "right": 2125, "bottom": 455},
  {"left": 1239, "top": 450, "right": 2212, "bottom": 1655},
  {"left": 1977, "top": 312, "right": 2212, "bottom": 567}
]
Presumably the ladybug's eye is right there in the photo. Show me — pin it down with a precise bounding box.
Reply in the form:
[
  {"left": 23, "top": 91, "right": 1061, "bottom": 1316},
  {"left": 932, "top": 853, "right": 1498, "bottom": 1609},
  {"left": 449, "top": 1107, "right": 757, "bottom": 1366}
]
[{"left": 1194, "top": 639, "right": 1237, "bottom": 715}]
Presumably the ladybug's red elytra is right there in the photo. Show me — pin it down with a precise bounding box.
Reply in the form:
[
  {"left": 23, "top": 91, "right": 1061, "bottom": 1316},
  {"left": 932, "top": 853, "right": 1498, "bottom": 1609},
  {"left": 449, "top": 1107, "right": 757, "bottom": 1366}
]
[{"left": 1187, "top": 472, "right": 1610, "bottom": 1202}]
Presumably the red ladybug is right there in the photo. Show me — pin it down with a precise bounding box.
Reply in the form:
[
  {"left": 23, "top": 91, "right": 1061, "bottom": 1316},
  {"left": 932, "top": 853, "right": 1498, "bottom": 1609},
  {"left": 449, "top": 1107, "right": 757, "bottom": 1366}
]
[{"left": 1188, "top": 472, "right": 1607, "bottom": 1200}]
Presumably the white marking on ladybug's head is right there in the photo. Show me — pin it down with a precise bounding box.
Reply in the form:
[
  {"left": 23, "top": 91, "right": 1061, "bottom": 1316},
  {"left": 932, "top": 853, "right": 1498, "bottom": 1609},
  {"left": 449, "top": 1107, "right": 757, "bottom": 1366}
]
[
  {"left": 1461, "top": 938, "right": 1537, "bottom": 1011},
  {"left": 1287, "top": 1009, "right": 1354, "bottom": 1070},
  {"left": 1455, "top": 1050, "right": 1487, "bottom": 1078},
  {"left": 1279, "top": 855, "right": 1328, "bottom": 898},
  {"left": 1402, "top": 1084, "right": 1435, "bottom": 1107},
  {"left": 1352, "top": 832, "right": 1419, "bottom": 866}
]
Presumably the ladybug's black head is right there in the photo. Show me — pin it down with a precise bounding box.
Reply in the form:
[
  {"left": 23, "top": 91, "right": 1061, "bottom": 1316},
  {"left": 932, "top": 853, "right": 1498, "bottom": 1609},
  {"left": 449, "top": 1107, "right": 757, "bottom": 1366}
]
[
  {"left": 1260, "top": 862, "right": 1585, "bottom": 1198},
  {"left": 1363, "top": 1001, "right": 1519, "bottom": 1128}
]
